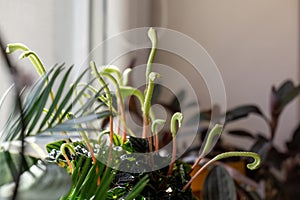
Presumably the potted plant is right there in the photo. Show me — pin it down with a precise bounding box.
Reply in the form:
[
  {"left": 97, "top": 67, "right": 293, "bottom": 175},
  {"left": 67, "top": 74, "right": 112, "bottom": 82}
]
[
  {"left": 184, "top": 79, "right": 300, "bottom": 199},
  {"left": 216, "top": 80, "right": 300, "bottom": 199},
  {"left": 0, "top": 28, "right": 261, "bottom": 200}
]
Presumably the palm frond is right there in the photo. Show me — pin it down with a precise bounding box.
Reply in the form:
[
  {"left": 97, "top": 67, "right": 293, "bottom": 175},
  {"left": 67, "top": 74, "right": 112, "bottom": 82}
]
[{"left": 0, "top": 65, "right": 110, "bottom": 142}]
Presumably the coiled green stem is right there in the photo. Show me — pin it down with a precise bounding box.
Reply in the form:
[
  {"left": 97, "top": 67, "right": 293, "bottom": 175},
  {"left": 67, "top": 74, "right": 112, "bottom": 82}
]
[
  {"left": 182, "top": 151, "right": 261, "bottom": 191},
  {"left": 167, "top": 112, "right": 183, "bottom": 176}
]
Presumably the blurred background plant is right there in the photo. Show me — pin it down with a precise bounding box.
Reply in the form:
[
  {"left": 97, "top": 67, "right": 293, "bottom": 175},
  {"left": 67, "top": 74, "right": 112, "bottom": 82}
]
[{"left": 180, "top": 80, "right": 300, "bottom": 199}]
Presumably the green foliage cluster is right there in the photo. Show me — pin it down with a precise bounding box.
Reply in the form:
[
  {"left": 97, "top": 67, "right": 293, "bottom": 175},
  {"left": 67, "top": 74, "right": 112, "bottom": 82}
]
[{"left": 0, "top": 28, "right": 261, "bottom": 200}]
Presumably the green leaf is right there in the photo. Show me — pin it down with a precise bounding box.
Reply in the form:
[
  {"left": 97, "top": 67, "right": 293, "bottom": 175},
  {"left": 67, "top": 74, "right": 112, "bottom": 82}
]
[
  {"left": 94, "top": 167, "right": 115, "bottom": 200},
  {"left": 37, "top": 66, "right": 73, "bottom": 131},
  {"left": 27, "top": 66, "right": 65, "bottom": 134},
  {"left": 120, "top": 86, "right": 144, "bottom": 106},
  {"left": 107, "top": 186, "right": 127, "bottom": 199},
  {"left": 124, "top": 175, "right": 149, "bottom": 200},
  {"left": 102, "top": 131, "right": 123, "bottom": 146},
  {"left": 77, "top": 164, "right": 100, "bottom": 199},
  {"left": 45, "top": 111, "right": 111, "bottom": 133},
  {"left": 202, "top": 165, "right": 236, "bottom": 200},
  {"left": 64, "top": 157, "right": 94, "bottom": 199},
  {"left": 48, "top": 67, "right": 88, "bottom": 127}
]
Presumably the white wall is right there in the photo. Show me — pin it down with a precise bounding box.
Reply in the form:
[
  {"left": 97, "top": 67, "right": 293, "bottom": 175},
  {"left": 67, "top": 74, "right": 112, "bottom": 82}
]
[
  {"left": 0, "top": 1, "right": 56, "bottom": 129},
  {"left": 0, "top": 1, "right": 90, "bottom": 129},
  {"left": 103, "top": 0, "right": 152, "bottom": 68},
  {"left": 152, "top": 0, "right": 299, "bottom": 150}
]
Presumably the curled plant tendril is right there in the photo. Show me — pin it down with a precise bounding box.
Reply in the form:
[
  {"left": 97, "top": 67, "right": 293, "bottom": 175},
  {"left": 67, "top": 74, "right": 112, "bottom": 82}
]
[
  {"left": 122, "top": 68, "right": 132, "bottom": 86},
  {"left": 170, "top": 112, "right": 183, "bottom": 137},
  {"left": 182, "top": 151, "right": 261, "bottom": 192},
  {"left": 6, "top": 43, "right": 46, "bottom": 77},
  {"left": 101, "top": 66, "right": 122, "bottom": 85},
  {"left": 167, "top": 112, "right": 183, "bottom": 176},
  {"left": 60, "top": 143, "right": 76, "bottom": 156},
  {"left": 5, "top": 43, "right": 55, "bottom": 100},
  {"left": 214, "top": 152, "right": 261, "bottom": 170},
  {"left": 145, "top": 27, "right": 157, "bottom": 83},
  {"left": 60, "top": 143, "right": 76, "bottom": 174},
  {"left": 151, "top": 119, "right": 166, "bottom": 133},
  {"left": 192, "top": 124, "right": 223, "bottom": 169},
  {"left": 151, "top": 119, "right": 166, "bottom": 152},
  {"left": 120, "top": 86, "right": 144, "bottom": 108}
]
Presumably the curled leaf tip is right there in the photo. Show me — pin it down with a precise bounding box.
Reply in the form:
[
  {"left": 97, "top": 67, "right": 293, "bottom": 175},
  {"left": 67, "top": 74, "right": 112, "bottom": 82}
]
[
  {"left": 122, "top": 68, "right": 132, "bottom": 85},
  {"left": 184, "top": 151, "right": 261, "bottom": 191},
  {"left": 213, "top": 151, "right": 261, "bottom": 170},
  {"left": 5, "top": 46, "right": 12, "bottom": 54},
  {"left": 60, "top": 143, "right": 76, "bottom": 156},
  {"left": 246, "top": 152, "right": 261, "bottom": 170},
  {"left": 6, "top": 43, "right": 29, "bottom": 54},
  {"left": 148, "top": 27, "right": 157, "bottom": 46},
  {"left": 151, "top": 119, "right": 166, "bottom": 133},
  {"left": 170, "top": 112, "right": 183, "bottom": 137}
]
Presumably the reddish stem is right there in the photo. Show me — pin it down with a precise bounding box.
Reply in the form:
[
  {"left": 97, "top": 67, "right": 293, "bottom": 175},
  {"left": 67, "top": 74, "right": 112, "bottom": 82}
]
[
  {"left": 142, "top": 116, "right": 149, "bottom": 138},
  {"left": 63, "top": 154, "right": 73, "bottom": 174},
  {"left": 106, "top": 115, "right": 114, "bottom": 169},
  {"left": 191, "top": 155, "right": 203, "bottom": 170},
  {"left": 155, "top": 132, "right": 159, "bottom": 153},
  {"left": 167, "top": 136, "right": 176, "bottom": 176}
]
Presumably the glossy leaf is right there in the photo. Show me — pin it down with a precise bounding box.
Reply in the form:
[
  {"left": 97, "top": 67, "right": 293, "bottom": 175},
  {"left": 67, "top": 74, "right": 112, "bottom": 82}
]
[
  {"left": 286, "top": 124, "right": 300, "bottom": 153},
  {"left": 272, "top": 80, "right": 300, "bottom": 114},
  {"left": 227, "top": 129, "right": 255, "bottom": 139},
  {"left": 278, "top": 85, "right": 300, "bottom": 112},
  {"left": 225, "top": 105, "right": 265, "bottom": 123},
  {"left": 250, "top": 136, "right": 271, "bottom": 164},
  {"left": 277, "top": 80, "right": 295, "bottom": 100},
  {"left": 202, "top": 165, "right": 236, "bottom": 200}
]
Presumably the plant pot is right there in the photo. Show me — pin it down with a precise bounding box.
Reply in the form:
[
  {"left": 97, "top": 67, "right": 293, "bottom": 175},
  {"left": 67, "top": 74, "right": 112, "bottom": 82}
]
[{"left": 191, "top": 160, "right": 246, "bottom": 199}]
